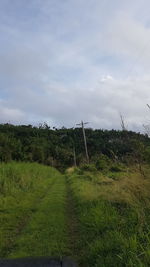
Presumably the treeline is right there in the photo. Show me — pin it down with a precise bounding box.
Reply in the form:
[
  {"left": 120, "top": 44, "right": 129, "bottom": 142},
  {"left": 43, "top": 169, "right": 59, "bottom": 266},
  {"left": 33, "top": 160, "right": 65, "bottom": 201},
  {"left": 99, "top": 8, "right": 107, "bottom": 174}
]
[{"left": 0, "top": 123, "right": 150, "bottom": 169}]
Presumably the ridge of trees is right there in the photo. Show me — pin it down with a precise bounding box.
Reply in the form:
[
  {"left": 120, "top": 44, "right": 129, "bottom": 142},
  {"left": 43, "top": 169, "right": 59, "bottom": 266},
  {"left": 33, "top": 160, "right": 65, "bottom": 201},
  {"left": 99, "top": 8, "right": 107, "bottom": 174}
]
[{"left": 0, "top": 123, "right": 150, "bottom": 169}]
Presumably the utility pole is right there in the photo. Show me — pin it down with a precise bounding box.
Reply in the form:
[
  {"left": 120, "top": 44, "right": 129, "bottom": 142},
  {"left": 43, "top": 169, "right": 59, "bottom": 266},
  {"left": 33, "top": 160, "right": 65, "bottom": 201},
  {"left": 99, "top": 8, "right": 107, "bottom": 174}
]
[
  {"left": 120, "top": 113, "right": 127, "bottom": 131},
  {"left": 143, "top": 104, "right": 150, "bottom": 136},
  {"left": 147, "top": 104, "right": 150, "bottom": 110},
  {"left": 76, "top": 120, "right": 89, "bottom": 164},
  {"left": 73, "top": 146, "right": 77, "bottom": 167}
]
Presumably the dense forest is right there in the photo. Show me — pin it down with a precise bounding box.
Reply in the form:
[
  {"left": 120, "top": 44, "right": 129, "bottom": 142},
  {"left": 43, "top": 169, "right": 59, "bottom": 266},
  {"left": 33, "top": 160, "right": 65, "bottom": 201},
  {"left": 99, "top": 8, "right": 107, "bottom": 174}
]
[{"left": 0, "top": 123, "right": 150, "bottom": 170}]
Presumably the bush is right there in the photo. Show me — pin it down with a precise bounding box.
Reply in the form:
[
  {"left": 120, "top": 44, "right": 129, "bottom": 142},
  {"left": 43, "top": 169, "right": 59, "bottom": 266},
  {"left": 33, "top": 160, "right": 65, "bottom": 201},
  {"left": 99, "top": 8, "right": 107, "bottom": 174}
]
[
  {"left": 109, "top": 164, "right": 122, "bottom": 172},
  {"left": 80, "top": 164, "right": 97, "bottom": 172},
  {"left": 144, "top": 146, "right": 150, "bottom": 163},
  {"left": 95, "top": 154, "right": 110, "bottom": 171}
]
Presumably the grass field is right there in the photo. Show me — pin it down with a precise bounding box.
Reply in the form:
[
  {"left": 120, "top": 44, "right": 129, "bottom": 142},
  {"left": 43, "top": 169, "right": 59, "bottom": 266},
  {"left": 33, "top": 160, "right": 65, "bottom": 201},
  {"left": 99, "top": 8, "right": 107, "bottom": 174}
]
[{"left": 1, "top": 162, "right": 150, "bottom": 266}]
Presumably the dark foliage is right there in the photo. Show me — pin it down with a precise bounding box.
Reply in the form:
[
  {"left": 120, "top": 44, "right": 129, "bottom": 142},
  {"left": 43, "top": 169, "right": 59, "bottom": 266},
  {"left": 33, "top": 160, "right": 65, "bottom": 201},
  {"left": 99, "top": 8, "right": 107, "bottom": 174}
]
[{"left": 0, "top": 123, "right": 150, "bottom": 169}]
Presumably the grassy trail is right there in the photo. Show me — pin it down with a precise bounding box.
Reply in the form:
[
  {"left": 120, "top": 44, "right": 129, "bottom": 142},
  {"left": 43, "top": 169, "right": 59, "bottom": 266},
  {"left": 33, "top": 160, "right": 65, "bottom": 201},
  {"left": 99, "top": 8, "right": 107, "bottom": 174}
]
[
  {"left": 2, "top": 180, "right": 56, "bottom": 258},
  {"left": 3, "top": 162, "right": 150, "bottom": 266},
  {"left": 9, "top": 175, "right": 70, "bottom": 259},
  {"left": 0, "top": 163, "right": 72, "bottom": 260}
]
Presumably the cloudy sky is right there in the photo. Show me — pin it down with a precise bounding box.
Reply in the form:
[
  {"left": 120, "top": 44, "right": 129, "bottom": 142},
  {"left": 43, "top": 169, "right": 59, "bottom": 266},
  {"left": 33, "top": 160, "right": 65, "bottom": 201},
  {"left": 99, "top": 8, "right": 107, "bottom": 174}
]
[{"left": 1, "top": 0, "right": 150, "bottom": 131}]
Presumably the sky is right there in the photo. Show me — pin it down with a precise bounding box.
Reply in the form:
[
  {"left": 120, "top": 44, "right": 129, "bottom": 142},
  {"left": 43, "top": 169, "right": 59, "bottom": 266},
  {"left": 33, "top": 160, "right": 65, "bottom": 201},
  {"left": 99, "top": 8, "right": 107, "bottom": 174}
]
[{"left": 1, "top": 0, "right": 150, "bottom": 131}]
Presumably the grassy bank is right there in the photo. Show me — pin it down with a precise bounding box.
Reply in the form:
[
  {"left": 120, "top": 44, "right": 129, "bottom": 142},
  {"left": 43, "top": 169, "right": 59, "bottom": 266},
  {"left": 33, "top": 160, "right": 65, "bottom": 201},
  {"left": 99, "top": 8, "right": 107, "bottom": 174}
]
[
  {"left": 66, "top": 165, "right": 150, "bottom": 267},
  {"left": 0, "top": 162, "right": 69, "bottom": 259}
]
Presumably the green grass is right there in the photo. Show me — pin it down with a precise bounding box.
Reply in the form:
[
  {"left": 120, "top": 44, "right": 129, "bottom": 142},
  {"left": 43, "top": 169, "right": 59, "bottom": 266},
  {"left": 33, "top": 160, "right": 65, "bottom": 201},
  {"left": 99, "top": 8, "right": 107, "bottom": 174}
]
[
  {"left": 9, "top": 175, "right": 69, "bottom": 258},
  {"left": 66, "top": 166, "right": 150, "bottom": 267},
  {"left": 0, "top": 162, "right": 69, "bottom": 259},
  {"left": 1, "top": 162, "right": 150, "bottom": 266}
]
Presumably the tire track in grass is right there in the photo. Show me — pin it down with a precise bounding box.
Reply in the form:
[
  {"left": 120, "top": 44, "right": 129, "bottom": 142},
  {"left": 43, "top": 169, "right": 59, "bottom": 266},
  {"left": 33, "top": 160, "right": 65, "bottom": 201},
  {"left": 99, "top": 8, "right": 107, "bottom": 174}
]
[
  {"left": 2, "top": 178, "right": 56, "bottom": 258},
  {"left": 0, "top": 163, "right": 59, "bottom": 258},
  {"left": 8, "top": 174, "right": 70, "bottom": 259},
  {"left": 65, "top": 176, "right": 80, "bottom": 265}
]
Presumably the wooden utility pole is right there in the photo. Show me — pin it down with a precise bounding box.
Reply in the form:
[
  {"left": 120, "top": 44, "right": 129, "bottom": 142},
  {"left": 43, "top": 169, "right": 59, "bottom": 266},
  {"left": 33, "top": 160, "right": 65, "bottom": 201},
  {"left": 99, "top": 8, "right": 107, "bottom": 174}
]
[
  {"left": 73, "top": 147, "right": 77, "bottom": 167},
  {"left": 143, "top": 104, "right": 150, "bottom": 136},
  {"left": 76, "top": 120, "right": 89, "bottom": 164},
  {"left": 147, "top": 104, "right": 150, "bottom": 110},
  {"left": 120, "top": 113, "right": 127, "bottom": 131}
]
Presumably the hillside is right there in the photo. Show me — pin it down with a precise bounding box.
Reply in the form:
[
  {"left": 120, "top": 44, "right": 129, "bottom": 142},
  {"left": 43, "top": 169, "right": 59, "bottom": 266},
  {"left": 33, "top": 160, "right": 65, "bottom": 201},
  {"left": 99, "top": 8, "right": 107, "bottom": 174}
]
[
  {"left": 1, "top": 162, "right": 150, "bottom": 266},
  {"left": 0, "top": 123, "right": 150, "bottom": 169},
  {"left": 1, "top": 124, "right": 150, "bottom": 266}
]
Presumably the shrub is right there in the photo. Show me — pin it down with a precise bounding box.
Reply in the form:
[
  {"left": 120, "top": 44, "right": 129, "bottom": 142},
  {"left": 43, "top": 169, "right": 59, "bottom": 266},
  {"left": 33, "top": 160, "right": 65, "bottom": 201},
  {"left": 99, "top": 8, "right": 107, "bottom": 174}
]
[
  {"left": 95, "top": 154, "right": 110, "bottom": 171},
  {"left": 80, "top": 164, "right": 97, "bottom": 172},
  {"left": 109, "top": 164, "right": 123, "bottom": 172}
]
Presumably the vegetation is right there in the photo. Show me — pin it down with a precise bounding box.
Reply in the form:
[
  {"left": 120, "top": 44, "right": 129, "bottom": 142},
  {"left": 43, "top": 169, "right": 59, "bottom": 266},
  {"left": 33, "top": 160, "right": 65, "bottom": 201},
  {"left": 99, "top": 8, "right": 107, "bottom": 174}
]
[
  {"left": 0, "top": 123, "right": 150, "bottom": 170},
  {"left": 1, "top": 124, "right": 150, "bottom": 266},
  {"left": 0, "top": 162, "right": 69, "bottom": 259},
  {"left": 66, "top": 164, "right": 150, "bottom": 266}
]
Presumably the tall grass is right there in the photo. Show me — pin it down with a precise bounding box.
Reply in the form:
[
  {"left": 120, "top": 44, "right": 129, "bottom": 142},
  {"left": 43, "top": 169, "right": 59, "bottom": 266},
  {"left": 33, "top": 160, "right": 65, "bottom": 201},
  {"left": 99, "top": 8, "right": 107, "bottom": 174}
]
[{"left": 67, "top": 165, "right": 150, "bottom": 266}]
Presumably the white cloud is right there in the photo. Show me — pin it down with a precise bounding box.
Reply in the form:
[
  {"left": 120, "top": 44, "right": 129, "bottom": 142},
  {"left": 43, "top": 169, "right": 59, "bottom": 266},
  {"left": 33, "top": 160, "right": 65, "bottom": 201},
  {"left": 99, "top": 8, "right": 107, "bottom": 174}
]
[{"left": 0, "top": 0, "right": 150, "bottom": 131}]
